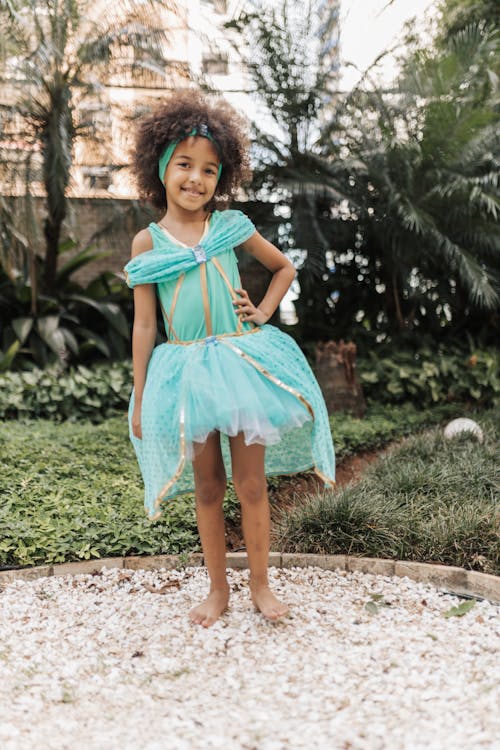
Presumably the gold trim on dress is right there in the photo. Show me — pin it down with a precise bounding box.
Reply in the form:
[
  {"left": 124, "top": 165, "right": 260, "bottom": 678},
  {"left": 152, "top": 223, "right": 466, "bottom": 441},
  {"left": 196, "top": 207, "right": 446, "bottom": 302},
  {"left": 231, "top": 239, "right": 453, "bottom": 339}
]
[
  {"left": 164, "top": 327, "right": 262, "bottom": 346},
  {"left": 210, "top": 257, "right": 238, "bottom": 301},
  {"left": 210, "top": 256, "right": 246, "bottom": 334},
  {"left": 313, "top": 467, "right": 336, "bottom": 488},
  {"left": 199, "top": 262, "right": 212, "bottom": 336},
  {"left": 157, "top": 296, "right": 176, "bottom": 340},
  {"left": 165, "top": 272, "right": 185, "bottom": 341},
  {"left": 221, "top": 339, "right": 315, "bottom": 419}
]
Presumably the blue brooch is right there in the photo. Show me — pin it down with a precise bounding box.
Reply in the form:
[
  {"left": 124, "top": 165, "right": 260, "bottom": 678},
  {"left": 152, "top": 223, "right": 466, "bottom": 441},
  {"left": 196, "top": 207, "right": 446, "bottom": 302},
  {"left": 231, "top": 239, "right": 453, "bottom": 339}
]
[
  {"left": 192, "top": 244, "right": 206, "bottom": 264},
  {"left": 205, "top": 335, "right": 218, "bottom": 346}
]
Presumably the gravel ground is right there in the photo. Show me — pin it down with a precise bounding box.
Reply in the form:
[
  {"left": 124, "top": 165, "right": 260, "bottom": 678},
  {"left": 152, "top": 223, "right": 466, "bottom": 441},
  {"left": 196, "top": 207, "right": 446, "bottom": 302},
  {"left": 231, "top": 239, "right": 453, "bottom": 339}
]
[{"left": 0, "top": 564, "right": 499, "bottom": 750}]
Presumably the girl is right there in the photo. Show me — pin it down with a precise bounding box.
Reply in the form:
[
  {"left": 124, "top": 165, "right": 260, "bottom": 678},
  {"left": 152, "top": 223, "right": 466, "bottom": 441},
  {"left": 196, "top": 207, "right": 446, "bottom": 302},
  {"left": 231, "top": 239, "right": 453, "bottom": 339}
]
[{"left": 123, "top": 91, "right": 335, "bottom": 628}]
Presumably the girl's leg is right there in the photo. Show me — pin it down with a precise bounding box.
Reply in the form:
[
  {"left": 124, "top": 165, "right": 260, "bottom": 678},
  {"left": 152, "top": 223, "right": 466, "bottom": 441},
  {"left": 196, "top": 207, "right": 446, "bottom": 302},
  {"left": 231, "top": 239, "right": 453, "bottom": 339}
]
[
  {"left": 229, "top": 433, "right": 289, "bottom": 620},
  {"left": 189, "top": 431, "right": 230, "bottom": 628}
]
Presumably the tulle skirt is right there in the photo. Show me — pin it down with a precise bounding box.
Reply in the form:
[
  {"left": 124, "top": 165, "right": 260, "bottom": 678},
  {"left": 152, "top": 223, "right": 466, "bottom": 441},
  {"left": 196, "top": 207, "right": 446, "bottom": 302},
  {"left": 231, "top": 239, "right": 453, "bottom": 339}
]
[{"left": 128, "top": 324, "right": 335, "bottom": 520}]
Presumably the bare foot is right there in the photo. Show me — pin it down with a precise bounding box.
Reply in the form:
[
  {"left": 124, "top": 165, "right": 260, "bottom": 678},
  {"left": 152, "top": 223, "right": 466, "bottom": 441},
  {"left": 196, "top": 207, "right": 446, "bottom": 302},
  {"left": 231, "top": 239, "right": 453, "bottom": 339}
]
[
  {"left": 249, "top": 581, "right": 290, "bottom": 621},
  {"left": 188, "top": 586, "right": 230, "bottom": 628}
]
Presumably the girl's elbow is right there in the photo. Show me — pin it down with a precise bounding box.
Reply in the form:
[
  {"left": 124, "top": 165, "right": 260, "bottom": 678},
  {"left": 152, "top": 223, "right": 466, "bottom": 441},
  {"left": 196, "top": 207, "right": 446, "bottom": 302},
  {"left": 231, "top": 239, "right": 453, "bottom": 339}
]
[{"left": 285, "top": 260, "right": 296, "bottom": 280}]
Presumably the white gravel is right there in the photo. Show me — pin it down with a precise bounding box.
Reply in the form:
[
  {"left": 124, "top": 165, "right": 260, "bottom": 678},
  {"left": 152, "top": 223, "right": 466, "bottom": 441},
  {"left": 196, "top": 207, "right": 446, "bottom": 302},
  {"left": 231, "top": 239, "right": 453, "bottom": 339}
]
[{"left": 0, "top": 565, "right": 499, "bottom": 750}]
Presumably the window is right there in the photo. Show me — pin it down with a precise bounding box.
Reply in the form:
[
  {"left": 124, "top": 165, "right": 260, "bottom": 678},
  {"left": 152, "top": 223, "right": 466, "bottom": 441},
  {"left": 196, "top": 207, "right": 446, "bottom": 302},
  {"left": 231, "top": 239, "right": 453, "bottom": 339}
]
[{"left": 202, "top": 53, "right": 229, "bottom": 76}]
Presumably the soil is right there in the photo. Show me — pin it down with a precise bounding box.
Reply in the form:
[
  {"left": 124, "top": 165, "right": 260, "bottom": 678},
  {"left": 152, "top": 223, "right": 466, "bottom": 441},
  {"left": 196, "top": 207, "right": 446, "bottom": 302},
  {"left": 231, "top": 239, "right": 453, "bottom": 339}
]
[{"left": 225, "top": 445, "right": 389, "bottom": 552}]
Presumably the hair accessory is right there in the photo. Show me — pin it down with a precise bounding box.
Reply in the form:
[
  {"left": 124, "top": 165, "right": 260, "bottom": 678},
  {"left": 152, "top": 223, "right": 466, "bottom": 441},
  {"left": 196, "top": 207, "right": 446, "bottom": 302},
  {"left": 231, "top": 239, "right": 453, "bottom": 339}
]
[{"left": 158, "top": 126, "right": 222, "bottom": 186}]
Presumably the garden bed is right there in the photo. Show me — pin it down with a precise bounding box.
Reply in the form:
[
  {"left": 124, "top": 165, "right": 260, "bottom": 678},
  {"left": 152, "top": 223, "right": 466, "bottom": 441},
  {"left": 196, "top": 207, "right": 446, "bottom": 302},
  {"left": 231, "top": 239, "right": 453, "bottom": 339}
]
[{"left": 0, "top": 403, "right": 496, "bottom": 573}]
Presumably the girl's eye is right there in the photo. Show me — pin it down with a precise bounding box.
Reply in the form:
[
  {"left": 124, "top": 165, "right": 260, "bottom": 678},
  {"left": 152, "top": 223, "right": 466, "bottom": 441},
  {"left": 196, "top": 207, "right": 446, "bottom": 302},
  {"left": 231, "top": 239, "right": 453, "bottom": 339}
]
[
  {"left": 206, "top": 169, "right": 216, "bottom": 175},
  {"left": 178, "top": 162, "right": 189, "bottom": 167}
]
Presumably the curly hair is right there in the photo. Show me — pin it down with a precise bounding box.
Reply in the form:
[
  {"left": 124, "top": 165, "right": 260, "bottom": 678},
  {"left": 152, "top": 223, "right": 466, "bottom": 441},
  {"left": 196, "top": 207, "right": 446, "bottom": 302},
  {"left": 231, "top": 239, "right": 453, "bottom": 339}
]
[{"left": 130, "top": 90, "right": 251, "bottom": 210}]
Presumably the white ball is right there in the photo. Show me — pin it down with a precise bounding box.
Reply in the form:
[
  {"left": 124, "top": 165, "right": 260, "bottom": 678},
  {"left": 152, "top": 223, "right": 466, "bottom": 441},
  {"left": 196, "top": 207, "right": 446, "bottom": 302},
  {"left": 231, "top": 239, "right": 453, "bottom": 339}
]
[{"left": 443, "top": 418, "right": 484, "bottom": 443}]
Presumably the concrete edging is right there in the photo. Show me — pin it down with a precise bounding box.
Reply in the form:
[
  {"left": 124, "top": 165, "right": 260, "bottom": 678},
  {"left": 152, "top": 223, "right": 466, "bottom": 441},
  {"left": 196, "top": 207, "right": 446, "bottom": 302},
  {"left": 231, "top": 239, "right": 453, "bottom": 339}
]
[{"left": 0, "top": 553, "right": 499, "bottom": 604}]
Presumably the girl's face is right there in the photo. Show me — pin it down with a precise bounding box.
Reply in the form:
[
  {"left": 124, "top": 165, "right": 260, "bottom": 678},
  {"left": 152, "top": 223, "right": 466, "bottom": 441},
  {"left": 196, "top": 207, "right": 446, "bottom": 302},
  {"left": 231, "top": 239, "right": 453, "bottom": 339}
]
[{"left": 163, "top": 136, "right": 220, "bottom": 214}]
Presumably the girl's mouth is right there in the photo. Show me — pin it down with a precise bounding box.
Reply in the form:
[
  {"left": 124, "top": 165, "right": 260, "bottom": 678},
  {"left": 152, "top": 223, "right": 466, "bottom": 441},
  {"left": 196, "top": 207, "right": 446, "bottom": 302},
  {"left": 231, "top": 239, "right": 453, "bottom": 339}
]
[{"left": 182, "top": 187, "right": 203, "bottom": 197}]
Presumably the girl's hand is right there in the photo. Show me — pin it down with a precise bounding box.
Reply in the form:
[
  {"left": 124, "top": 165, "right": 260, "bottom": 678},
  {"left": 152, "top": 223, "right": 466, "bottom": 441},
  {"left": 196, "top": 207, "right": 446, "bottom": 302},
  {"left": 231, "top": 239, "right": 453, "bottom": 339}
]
[
  {"left": 233, "top": 288, "right": 270, "bottom": 325},
  {"left": 132, "top": 402, "right": 142, "bottom": 440}
]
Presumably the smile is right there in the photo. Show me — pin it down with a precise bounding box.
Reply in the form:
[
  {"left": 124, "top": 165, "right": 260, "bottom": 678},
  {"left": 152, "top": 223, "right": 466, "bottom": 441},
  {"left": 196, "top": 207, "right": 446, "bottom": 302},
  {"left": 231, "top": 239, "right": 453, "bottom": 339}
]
[{"left": 182, "top": 188, "right": 204, "bottom": 197}]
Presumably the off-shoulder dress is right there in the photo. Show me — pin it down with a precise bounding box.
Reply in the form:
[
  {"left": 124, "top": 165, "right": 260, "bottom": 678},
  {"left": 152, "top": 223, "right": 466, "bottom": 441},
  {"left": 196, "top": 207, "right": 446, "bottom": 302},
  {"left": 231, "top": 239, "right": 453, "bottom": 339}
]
[{"left": 123, "top": 209, "right": 335, "bottom": 521}]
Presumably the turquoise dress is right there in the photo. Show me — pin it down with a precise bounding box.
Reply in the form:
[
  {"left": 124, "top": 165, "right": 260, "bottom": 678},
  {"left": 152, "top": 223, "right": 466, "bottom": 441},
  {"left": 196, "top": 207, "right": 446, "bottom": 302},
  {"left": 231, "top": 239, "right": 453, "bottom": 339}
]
[{"left": 123, "top": 209, "right": 335, "bottom": 521}]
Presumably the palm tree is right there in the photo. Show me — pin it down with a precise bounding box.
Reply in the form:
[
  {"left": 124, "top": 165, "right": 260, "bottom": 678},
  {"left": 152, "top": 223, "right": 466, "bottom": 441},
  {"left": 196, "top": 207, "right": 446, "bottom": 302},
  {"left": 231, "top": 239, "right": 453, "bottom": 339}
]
[
  {"left": 0, "top": 0, "right": 180, "bottom": 296},
  {"left": 217, "top": 2, "right": 499, "bottom": 344},
  {"left": 320, "top": 21, "right": 500, "bottom": 337},
  {"left": 436, "top": 0, "right": 500, "bottom": 43}
]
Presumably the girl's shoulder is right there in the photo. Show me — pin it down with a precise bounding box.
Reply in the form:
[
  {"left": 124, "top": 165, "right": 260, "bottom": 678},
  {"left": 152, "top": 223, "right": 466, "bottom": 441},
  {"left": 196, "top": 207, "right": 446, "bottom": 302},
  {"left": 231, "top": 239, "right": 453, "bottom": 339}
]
[
  {"left": 211, "top": 208, "right": 252, "bottom": 225},
  {"left": 210, "top": 209, "right": 256, "bottom": 244},
  {"left": 131, "top": 227, "right": 154, "bottom": 258}
]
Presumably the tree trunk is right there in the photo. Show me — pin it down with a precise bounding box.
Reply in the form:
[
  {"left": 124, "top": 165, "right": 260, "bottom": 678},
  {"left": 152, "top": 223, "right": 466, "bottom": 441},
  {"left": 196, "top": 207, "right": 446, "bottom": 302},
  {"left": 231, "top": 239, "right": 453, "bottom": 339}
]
[
  {"left": 314, "top": 340, "right": 366, "bottom": 417},
  {"left": 42, "top": 84, "right": 74, "bottom": 294},
  {"left": 383, "top": 265, "right": 405, "bottom": 333},
  {"left": 391, "top": 269, "right": 405, "bottom": 331}
]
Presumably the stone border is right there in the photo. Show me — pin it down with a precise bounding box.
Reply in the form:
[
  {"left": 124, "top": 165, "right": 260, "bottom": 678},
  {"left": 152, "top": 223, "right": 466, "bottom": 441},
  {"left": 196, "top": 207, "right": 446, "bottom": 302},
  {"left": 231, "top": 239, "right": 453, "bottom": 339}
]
[{"left": 0, "top": 553, "right": 499, "bottom": 604}]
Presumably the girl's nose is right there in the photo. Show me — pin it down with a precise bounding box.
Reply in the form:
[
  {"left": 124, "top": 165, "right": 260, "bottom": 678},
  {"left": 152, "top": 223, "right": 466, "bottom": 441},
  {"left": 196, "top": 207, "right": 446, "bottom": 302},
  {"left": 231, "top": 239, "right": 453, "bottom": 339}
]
[{"left": 188, "top": 168, "right": 203, "bottom": 183}]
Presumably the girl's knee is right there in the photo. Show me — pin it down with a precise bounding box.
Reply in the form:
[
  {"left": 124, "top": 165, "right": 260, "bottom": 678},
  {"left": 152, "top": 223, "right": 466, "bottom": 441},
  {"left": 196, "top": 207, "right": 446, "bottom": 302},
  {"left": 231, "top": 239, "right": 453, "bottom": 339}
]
[
  {"left": 195, "top": 474, "right": 227, "bottom": 505},
  {"left": 233, "top": 475, "right": 266, "bottom": 505}
]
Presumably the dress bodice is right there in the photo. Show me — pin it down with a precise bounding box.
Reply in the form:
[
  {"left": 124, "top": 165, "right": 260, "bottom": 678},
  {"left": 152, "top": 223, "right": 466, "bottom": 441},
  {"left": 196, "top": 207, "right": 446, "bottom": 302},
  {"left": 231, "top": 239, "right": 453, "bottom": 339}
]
[
  {"left": 154, "top": 218, "right": 255, "bottom": 342},
  {"left": 123, "top": 209, "right": 259, "bottom": 344}
]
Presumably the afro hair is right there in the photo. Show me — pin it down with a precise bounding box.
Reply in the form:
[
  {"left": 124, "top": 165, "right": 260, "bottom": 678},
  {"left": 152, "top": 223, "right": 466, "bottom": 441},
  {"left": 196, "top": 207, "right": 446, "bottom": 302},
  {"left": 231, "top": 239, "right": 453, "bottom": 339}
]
[{"left": 130, "top": 89, "right": 251, "bottom": 210}]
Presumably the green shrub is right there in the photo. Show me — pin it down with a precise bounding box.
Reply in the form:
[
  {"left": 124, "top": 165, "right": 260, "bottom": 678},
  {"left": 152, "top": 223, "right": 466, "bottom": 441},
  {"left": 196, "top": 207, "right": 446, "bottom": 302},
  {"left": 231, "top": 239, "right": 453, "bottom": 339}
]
[
  {"left": 359, "top": 345, "right": 500, "bottom": 407},
  {"left": 0, "top": 342, "right": 498, "bottom": 422},
  {"left": 0, "top": 361, "right": 132, "bottom": 420}
]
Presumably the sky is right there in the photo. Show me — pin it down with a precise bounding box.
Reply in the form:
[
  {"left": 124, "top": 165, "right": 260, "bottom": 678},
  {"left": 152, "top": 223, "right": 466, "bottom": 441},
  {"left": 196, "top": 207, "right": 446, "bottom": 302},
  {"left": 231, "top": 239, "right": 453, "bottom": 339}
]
[{"left": 339, "top": 0, "right": 438, "bottom": 89}]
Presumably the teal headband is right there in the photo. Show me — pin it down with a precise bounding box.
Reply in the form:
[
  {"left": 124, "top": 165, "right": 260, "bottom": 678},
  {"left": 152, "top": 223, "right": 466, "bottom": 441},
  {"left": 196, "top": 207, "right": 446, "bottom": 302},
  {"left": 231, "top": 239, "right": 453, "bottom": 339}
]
[{"left": 158, "top": 126, "right": 222, "bottom": 185}]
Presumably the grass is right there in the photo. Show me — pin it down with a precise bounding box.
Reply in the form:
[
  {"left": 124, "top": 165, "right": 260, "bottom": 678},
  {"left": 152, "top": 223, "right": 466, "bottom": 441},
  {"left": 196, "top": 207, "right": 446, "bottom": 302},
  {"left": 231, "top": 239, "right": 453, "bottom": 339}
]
[
  {"left": 0, "top": 403, "right": 496, "bottom": 570},
  {"left": 273, "top": 409, "right": 499, "bottom": 574}
]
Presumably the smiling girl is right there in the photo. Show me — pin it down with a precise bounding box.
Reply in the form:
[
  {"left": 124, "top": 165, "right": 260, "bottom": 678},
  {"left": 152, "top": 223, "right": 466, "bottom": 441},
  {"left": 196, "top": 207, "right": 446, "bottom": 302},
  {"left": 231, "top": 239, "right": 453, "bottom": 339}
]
[{"left": 123, "top": 91, "right": 335, "bottom": 628}]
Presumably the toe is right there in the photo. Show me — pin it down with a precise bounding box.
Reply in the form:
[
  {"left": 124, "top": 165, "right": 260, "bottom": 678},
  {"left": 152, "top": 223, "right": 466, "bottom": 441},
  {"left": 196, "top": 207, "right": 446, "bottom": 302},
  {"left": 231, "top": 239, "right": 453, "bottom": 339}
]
[{"left": 189, "top": 610, "right": 202, "bottom": 624}]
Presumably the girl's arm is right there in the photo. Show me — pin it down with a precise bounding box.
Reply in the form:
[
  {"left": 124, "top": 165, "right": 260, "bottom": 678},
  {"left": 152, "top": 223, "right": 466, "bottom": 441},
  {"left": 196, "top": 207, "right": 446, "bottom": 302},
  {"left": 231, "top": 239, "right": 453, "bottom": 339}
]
[
  {"left": 236, "top": 231, "right": 296, "bottom": 324},
  {"left": 130, "top": 230, "right": 157, "bottom": 404}
]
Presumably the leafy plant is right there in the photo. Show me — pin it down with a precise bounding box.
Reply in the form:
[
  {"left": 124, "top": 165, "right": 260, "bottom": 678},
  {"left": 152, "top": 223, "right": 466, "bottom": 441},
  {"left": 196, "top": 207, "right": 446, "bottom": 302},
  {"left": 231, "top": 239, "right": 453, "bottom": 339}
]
[
  {"left": 0, "top": 360, "right": 132, "bottom": 420},
  {"left": 0, "top": 415, "right": 238, "bottom": 567},
  {"left": 227, "top": 3, "right": 499, "bottom": 345},
  {"left": 318, "top": 21, "right": 500, "bottom": 343},
  {"left": 0, "top": 241, "right": 132, "bottom": 371},
  {"left": 358, "top": 345, "right": 500, "bottom": 406}
]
